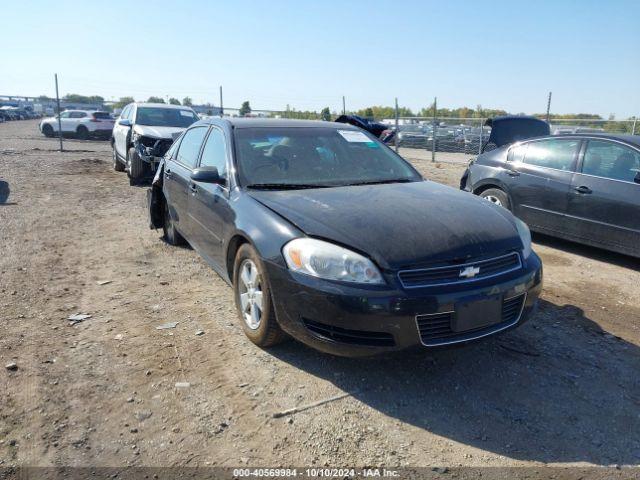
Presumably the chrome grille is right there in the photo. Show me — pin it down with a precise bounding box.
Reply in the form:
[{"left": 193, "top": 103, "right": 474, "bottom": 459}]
[{"left": 398, "top": 252, "right": 522, "bottom": 289}]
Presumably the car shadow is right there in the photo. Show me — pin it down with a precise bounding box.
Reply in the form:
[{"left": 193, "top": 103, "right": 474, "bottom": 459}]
[
  {"left": 532, "top": 232, "right": 640, "bottom": 271},
  {"left": 269, "top": 299, "right": 640, "bottom": 465}
]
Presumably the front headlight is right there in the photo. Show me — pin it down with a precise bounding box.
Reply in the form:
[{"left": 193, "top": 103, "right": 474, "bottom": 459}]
[
  {"left": 514, "top": 218, "right": 532, "bottom": 259},
  {"left": 282, "top": 238, "right": 384, "bottom": 285}
]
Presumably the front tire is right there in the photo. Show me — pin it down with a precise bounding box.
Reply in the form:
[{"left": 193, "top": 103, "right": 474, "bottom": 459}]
[
  {"left": 162, "top": 200, "right": 185, "bottom": 246},
  {"left": 42, "top": 124, "right": 54, "bottom": 137},
  {"left": 233, "top": 244, "right": 286, "bottom": 348},
  {"left": 112, "top": 145, "right": 125, "bottom": 172},
  {"left": 76, "top": 126, "right": 89, "bottom": 140},
  {"left": 127, "top": 147, "right": 145, "bottom": 185},
  {"left": 480, "top": 188, "right": 511, "bottom": 210}
]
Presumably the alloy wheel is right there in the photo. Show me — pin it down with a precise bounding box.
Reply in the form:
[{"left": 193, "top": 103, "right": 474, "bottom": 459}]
[
  {"left": 238, "top": 259, "right": 263, "bottom": 330},
  {"left": 484, "top": 195, "right": 503, "bottom": 207}
]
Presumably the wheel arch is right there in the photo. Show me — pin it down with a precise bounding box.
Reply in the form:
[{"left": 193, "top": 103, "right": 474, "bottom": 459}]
[{"left": 226, "top": 234, "right": 253, "bottom": 283}]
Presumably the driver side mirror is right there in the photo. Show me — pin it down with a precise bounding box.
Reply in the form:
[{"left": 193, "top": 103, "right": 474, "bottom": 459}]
[
  {"left": 191, "top": 166, "right": 224, "bottom": 185},
  {"left": 118, "top": 118, "right": 132, "bottom": 127}
]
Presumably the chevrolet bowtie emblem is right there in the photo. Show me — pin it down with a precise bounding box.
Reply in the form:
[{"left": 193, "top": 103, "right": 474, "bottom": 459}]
[{"left": 459, "top": 266, "right": 480, "bottom": 279}]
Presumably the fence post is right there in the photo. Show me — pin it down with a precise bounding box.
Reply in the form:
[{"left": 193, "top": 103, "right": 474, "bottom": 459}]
[
  {"left": 394, "top": 97, "right": 399, "bottom": 153},
  {"left": 478, "top": 117, "right": 483, "bottom": 155},
  {"left": 431, "top": 97, "right": 437, "bottom": 162},
  {"left": 546, "top": 91, "right": 552, "bottom": 123},
  {"left": 54, "top": 73, "right": 63, "bottom": 152},
  {"left": 219, "top": 86, "right": 224, "bottom": 117},
  {"left": 632, "top": 117, "right": 637, "bottom": 136},
  {"left": 342, "top": 96, "right": 346, "bottom": 115}
]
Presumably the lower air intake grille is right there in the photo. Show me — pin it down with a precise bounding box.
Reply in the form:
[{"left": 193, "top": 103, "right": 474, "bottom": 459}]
[
  {"left": 416, "top": 293, "right": 527, "bottom": 346},
  {"left": 303, "top": 319, "right": 395, "bottom": 347}
]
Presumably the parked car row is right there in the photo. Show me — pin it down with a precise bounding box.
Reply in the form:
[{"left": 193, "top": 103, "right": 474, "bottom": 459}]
[
  {"left": 396, "top": 124, "right": 491, "bottom": 153},
  {"left": 0, "top": 106, "right": 42, "bottom": 122},
  {"left": 103, "top": 113, "right": 640, "bottom": 358}
]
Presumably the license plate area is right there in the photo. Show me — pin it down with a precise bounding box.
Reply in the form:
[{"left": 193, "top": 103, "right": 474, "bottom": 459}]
[{"left": 452, "top": 295, "right": 502, "bottom": 332}]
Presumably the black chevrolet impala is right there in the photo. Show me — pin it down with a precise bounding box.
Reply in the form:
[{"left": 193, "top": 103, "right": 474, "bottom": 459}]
[{"left": 148, "top": 118, "right": 542, "bottom": 356}]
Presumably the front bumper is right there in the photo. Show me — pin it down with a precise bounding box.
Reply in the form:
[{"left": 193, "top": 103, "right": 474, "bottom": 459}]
[{"left": 267, "top": 252, "right": 542, "bottom": 357}]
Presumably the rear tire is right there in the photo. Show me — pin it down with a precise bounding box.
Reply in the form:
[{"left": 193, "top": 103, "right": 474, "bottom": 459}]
[
  {"left": 479, "top": 188, "right": 510, "bottom": 210},
  {"left": 127, "top": 147, "right": 146, "bottom": 185},
  {"left": 112, "top": 145, "right": 125, "bottom": 172},
  {"left": 76, "top": 126, "right": 89, "bottom": 140},
  {"left": 233, "top": 244, "right": 286, "bottom": 348},
  {"left": 42, "top": 124, "right": 54, "bottom": 137},
  {"left": 162, "top": 200, "right": 185, "bottom": 246}
]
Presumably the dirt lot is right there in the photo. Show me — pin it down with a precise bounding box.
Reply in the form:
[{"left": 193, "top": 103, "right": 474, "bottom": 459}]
[{"left": 1, "top": 120, "right": 639, "bottom": 470}]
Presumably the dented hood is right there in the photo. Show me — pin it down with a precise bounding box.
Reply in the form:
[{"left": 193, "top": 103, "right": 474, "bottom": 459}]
[
  {"left": 133, "top": 124, "right": 186, "bottom": 139},
  {"left": 249, "top": 181, "right": 523, "bottom": 270},
  {"left": 484, "top": 116, "right": 550, "bottom": 150}
]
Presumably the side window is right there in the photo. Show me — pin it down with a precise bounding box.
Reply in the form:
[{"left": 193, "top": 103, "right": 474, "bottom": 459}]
[
  {"left": 199, "top": 128, "right": 227, "bottom": 179},
  {"left": 120, "top": 106, "right": 130, "bottom": 119},
  {"left": 582, "top": 140, "right": 640, "bottom": 183},
  {"left": 59, "top": 111, "right": 71, "bottom": 118},
  {"left": 175, "top": 127, "right": 208, "bottom": 168},
  {"left": 523, "top": 139, "right": 579, "bottom": 171},
  {"left": 70, "top": 112, "right": 86, "bottom": 118},
  {"left": 165, "top": 135, "right": 182, "bottom": 160},
  {"left": 508, "top": 143, "right": 527, "bottom": 163}
]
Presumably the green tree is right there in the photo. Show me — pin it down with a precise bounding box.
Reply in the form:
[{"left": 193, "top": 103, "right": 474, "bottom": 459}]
[
  {"left": 239, "top": 101, "right": 252, "bottom": 116},
  {"left": 169, "top": 98, "right": 181, "bottom": 105},
  {"left": 364, "top": 108, "right": 374, "bottom": 118},
  {"left": 62, "top": 93, "right": 104, "bottom": 105},
  {"left": 182, "top": 97, "right": 193, "bottom": 106},
  {"left": 114, "top": 96, "right": 135, "bottom": 109},
  {"left": 147, "top": 96, "right": 165, "bottom": 104},
  {"left": 320, "top": 107, "right": 331, "bottom": 121}
]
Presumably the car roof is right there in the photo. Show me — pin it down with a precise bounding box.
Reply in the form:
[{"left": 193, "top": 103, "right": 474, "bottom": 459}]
[
  {"left": 195, "top": 117, "right": 358, "bottom": 130},
  {"left": 535, "top": 133, "right": 640, "bottom": 148},
  {"left": 134, "top": 102, "right": 195, "bottom": 110}
]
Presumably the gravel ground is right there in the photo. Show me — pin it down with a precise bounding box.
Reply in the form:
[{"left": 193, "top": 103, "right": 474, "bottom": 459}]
[{"left": 1, "top": 120, "right": 639, "bottom": 470}]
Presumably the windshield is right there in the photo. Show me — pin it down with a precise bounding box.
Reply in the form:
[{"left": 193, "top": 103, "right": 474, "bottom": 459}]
[
  {"left": 235, "top": 127, "right": 422, "bottom": 188},
  {"left": 135, "top": 107, "right": 198, "bottom": 127}
]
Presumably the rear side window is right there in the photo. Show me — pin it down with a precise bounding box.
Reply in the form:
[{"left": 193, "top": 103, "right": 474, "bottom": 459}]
[
  {"left": 508, "top": 143, "right": 528, "bottom": 163},
  {"left": 582, "top": 140, "right": 640, "bottom": 183},
  {"left": 70, "top": 112, "right": 87, "bottom": 118},
  {"left": 523, "top": 139, "right": 579, "bottom": 171},
  {"left": 176, "top": 127, "right": 208, "bottom": 168},
  {"left": 93, "top": 112, "right": 112, "bottom": 119},
  {"left": 199, "top": 128, "right": 227, "bottom": 179}
]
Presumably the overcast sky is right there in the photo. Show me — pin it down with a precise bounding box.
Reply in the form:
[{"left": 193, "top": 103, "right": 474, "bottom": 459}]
[{"left": 3, "top": 0, "right": 639, "bottom": 117}]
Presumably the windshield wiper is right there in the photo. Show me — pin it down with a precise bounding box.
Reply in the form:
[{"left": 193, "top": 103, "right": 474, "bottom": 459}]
[
  {"left": 346, "top": 178, "right": 415, "bottom": 186},
  {"left": 246, "top": 183, "right": 332, "bottom": 190}
]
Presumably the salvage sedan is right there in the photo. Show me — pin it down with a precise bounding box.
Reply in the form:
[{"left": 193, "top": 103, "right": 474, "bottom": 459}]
[{"left": 148, "top": 118, "right": 542, "bottom": 356}]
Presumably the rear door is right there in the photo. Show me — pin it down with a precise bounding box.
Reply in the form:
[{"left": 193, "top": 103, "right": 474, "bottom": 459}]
[
  {"left": 187, "top": 126, "right": 232, "bottom": 269},
  {"left": 566, "top": 138, "right": 640, "bottom": 253},
  {"left": 507, "top": 137, "right": 580, "bottom": 233},
  {"left": 164, "top": 126, "right": 208, "bottom": 241}
]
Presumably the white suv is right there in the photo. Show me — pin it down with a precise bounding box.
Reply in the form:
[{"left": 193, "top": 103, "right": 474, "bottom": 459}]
[
  {"left": 111, "top": 102, "right": 199, "bottom": 184},
  {"left": 39, "top": 110, "right": 115, "bottom": 140}
]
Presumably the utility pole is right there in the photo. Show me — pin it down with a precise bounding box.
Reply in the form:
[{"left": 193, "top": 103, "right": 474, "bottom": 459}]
[
  {"left": 54, "top": 74, "right": 63, "bottom": 152},
  {"left": 342, "top": 96, "right": 346, "bottom": 115},
  {"left": 394, "top": 97, "right": 399, "bottom": 153},
  {"left": 219, "top": 86, "right": 224, "bottom": 117},
  {"left": 431, "top": 97, "right": 437, "bottom": 162},
  {"left": 546, "top": 91, "right": 552, "bottom": 123}
]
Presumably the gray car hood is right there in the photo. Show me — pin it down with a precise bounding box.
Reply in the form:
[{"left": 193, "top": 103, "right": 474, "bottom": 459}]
[
  {"left": 133, "top": 125, "right": 185, "bottom": 139},
  {"left": 248, "top": 181, "right": 523, "bottom": 271}
]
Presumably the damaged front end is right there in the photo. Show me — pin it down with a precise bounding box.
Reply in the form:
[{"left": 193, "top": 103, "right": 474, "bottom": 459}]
[{"left": 133, "top": 135, "right": 174, "bottom": 173}]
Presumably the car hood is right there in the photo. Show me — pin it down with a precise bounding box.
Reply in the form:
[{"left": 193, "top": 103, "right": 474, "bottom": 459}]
[
  {"left": 133, "top": 125, "right": 186, "bottom": 139},
  {"left": 248, "top": 181, "right": 523, "bottom": 270},
  {"left": 484, "top": 116, "right": 550, "bottom": 149}
]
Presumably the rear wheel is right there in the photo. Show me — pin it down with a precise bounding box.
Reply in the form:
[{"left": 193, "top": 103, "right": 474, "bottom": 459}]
[
  {"left": 233, "top": 244, "right": 286, "bottom": 347},
  {"left": 479, "top": 188, "right": 510, "bottom": 210},
  {"left": 42, "top": 124, "right": 54, "bottom": 137},
  {"left": 127, "top": 147, "right": 146, "bottom": 185},
  {"left": 76, "top": 125, "right": 89, "bottom": 140}
]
